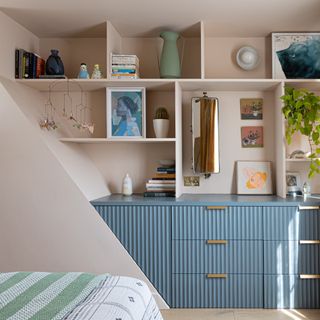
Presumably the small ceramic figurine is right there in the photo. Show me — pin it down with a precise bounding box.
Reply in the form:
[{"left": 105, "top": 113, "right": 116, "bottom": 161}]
[
  {"left": 78, "top": 63, "right": 90, "bottom": 79},
  {"left": 91, "top": 64, "right": 102, "bottom": 79}
]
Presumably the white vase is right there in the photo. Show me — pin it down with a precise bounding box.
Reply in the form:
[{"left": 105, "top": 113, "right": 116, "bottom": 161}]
[{"left": 153, "top": 119, "right": 169, "bottom": 138}]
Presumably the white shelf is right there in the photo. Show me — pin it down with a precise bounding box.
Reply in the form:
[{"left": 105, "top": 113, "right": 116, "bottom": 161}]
[
  {"left": 286, "top": 158, "right": 320, "bottom": 162},
  {"left": 59, "top": 138, "right": 176, "bottom": 143},
  {"left": 178, "top": 79, "right": 282, "bottom": 91},
  {"left": 16, "top": 78, "right": 176, "bottom": 91}
]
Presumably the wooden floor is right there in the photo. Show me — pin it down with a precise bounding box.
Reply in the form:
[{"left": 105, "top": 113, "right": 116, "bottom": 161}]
[{"left": 161, "top": 309, "right": 320, "bottom": 320}]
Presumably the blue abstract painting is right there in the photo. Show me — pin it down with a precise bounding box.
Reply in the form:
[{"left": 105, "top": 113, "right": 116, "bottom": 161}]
[{"left": 272, "top": 33, "right": 320, "bottom": 79}]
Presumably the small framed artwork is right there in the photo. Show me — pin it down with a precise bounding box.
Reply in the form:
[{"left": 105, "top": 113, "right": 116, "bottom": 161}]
[
  {"left": 240, "top": 98, "right": 263, "bottom": 120},
  {"left": 272, "top": 33, "right": 320, "bottom": 79},
  {"left": 106, "top": 87, "right": 146, "bottom": 138},
  {"left": 237, "top": 161, "right": 273, "bottom": 195},
  {"left": 286, "top": 171, "right": 302, "bottom": 195},
  {"left": 241, "top": 126, "right": 263, "bottom": 148}
]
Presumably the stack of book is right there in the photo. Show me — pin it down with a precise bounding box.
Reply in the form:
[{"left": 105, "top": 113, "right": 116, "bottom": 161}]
[
  {"left": 144, "top": 166, "right": 175, "bottom": 197},
  {"left": 111, "top": 54, "right": 139, "bottom": 79},
  {"left": 15, "top": 49, "right": 45, "bottom": 79}
]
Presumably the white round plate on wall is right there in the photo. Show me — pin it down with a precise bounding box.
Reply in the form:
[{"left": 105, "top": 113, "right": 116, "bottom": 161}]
[{"left": 236, "top": 46, "right": 260, "bottom": 70}]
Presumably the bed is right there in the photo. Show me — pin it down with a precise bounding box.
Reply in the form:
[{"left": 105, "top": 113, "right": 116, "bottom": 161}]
[{"left": 0, "top": 272, "right": 164, "bottom": 320}]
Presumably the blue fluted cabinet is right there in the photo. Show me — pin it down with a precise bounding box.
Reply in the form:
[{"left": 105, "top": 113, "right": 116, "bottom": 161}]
[
  {"left": 92, "top": 196, "right": 320, "bottom": 309},
  {"left": 263, "top": 206, "right": 320, "bottom": 308},
  {"left": 94, "top": 205, "right": 172, "bottom": 305}
]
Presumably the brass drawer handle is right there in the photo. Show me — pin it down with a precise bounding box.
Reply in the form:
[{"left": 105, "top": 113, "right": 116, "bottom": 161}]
[
  {"left": 206, "top": 240, "right": 228, "bottom": 245},
  {"left": 207, "top": 274, "right": 227, "bottom": 279},
  {"left": 206, "top": 206, "right": 227, "bottom": 210},
  {"left": 300, "top": 274, "right": 320, "bottom": 279},
  {"left": 299, "top": 240, "right": 320, "bottom": 244},
  {"left": 299, "top": 206, "right": 320, "bottom": 210}
]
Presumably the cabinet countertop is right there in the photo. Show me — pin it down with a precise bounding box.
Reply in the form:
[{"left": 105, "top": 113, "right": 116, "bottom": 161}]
[{"left": 91, "top": 194, "right": 320, "bottom": 207}]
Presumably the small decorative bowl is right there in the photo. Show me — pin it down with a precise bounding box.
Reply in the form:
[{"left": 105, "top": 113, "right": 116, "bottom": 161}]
[{"left": 236, "top": 46, "right": 260, "bottom": 71}]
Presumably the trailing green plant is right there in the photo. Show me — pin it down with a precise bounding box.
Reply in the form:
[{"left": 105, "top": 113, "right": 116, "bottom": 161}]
[
  {"left": 154, "top": 107, "right": 169, "bottom": 120},
  {"left": 281, "top": 86, "right": 320, "bottom": 178}
]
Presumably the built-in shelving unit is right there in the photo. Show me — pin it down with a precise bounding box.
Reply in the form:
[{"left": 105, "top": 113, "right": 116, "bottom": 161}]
[{"left": 15, "top": 19, "right": 320, "bottom": 197}]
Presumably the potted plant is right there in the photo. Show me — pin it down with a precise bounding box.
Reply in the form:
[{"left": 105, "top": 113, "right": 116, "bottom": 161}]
[
  {"left": 153, "top": 107, "right": 169, "bottom": 138},
  {"left": 281, "top": 86, "right": 320, "bottom": 178}
]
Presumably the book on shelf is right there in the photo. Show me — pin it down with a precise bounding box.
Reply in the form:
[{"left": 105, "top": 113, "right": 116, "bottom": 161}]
[
  {"left": 144, "top": 191, "right": 175, "bottom": 197},
  {"left": 156, "top": 167, "right": 176, "bottom": 173},
  {"left": 111, "top": 53, "right": 139, "bottom": 66},
  {"left": 111, "top": 74, "right": 139, "bottom": 79},
  {"left": 15, "top": 49, "right": 45, "bottom": 79},
  {"left": 154, "top": 173, "right": 176, "bottom": 179},
  {"left": 146, "top": 184, "right": 175, "bottom": 189},
  {"left": 147, "top": 179, "right": 176, "bottom": 184},
  {"left": 112, "top": 69, "right": 137, "bottom": 74}
]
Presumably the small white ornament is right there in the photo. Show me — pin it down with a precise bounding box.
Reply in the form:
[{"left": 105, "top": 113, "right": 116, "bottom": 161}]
[{"left": 122, "top": 173, "right": 133, "bottom": 196}]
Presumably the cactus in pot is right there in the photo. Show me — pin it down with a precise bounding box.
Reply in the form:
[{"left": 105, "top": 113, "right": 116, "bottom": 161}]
[{"left": 153, "top": 107, "right": 170, "bottom": 138}]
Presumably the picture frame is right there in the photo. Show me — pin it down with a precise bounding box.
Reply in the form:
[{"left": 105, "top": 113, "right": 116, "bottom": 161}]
[
  {"left": 106, "top": 87, "right": 146, "bottom": 138},
  {"left": 240, "top": 98, "right": 263, "bottom": 120},
  {"left": 272, "top": 32, "right": 320, "bottom": 79},
  {"left": 236, "top": 161, "right": 273, "bottom": 195},
  {"left": 241, "top": 126, "right": 264, "bottom": 148},
  {"left": 286, "top": 171, "right": 302, "bottom": 195}
]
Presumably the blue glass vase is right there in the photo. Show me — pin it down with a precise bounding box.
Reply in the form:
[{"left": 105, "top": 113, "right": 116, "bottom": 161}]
[{"left": 159, "top": 31, "right": 181, "bottom": 78}]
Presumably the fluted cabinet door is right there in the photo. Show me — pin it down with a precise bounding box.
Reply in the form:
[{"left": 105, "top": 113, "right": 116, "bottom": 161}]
[
  {"left": 263, "top": 206, "right": 320, "bottom": 308},
  {"left": 94, "top": 205, "right": 172, "bottom": 306}
]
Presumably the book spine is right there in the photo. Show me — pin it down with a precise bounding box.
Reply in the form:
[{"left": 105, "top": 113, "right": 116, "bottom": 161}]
[
  {"left": 15, "top": 49, "right": 19, "bottom": 79},
  {"left": 36, "top": 57, "right": 41, "bottom": 78},
  {"left": 157, "top": 168, "right": 176, "bottom": 173},
  {"left": 146, "top": 183, "right": 176, "bottom": 188},
  {"left": 148, "top": 180, "right": 176, "bottom": 184},
  {"left": 18, "top": 49, "right": 25, "bottom": 79},
  {"left": 23, "top": 52, "right": 30, "bottom": 78},
  {"left": 154, "top": 173, "right": 176, "bottom": 179},
  {"left": 29, "top": 53, "right": 35, "bottom": 78},
  {"left": 144, "top": 192, "right": 175, "bottom": 197},
  {"left": 112, "top": 69, "right": 136, "bottom": 74},
  {"left": 112, "top": 64, "right": 137, "bottom": 69}
]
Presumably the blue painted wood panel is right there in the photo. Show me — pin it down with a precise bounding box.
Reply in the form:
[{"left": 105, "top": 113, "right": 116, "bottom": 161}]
[
  {"left": 172, "top": 240, "right": 263, "bottom": 274},
  {"left": 172, "top": 274, "right": 263, "bottom": 308},
  {"left": 264, "top": 241, "right": 320, "bottom": 275},
  {"left": 94, "top": 205, "right": 172, "bottom": 306},
  {"left": 264, "top": 275, "right": 320, "bottom": 308},
  {"left": 263, "top": 207, "right": 320, "bottom": 240},
  {"left": 172, "top": 206, "right": 263, "bottom": 240}
]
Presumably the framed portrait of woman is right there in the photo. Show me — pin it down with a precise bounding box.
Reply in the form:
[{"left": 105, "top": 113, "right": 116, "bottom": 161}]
[{"left": 106, "top": 87, "right": 146, "bottom": 138}]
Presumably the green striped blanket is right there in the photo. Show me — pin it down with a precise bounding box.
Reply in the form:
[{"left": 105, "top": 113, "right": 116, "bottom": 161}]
[{"left": 0, "top": 272, "right": 107, "bottom": 320}]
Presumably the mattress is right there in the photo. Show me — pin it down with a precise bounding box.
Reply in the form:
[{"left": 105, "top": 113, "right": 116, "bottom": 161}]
[{"left": 0, "top": 272, "right": 163, "bottom": 320}]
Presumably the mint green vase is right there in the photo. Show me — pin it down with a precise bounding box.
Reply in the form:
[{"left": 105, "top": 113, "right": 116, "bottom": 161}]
[{"left": 160, "top": 31, "right": 181, "bottom": 78}]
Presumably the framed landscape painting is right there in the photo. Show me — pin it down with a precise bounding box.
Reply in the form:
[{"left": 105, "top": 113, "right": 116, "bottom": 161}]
[
  {"left": 107, "top": 87, "right": 146, "bottom": 138},
  {"left": 272, "top": 33, "right": 320, "bottom": 79},
  {"left": 237, "top": 161, "right": 273, "bottom": 195}
]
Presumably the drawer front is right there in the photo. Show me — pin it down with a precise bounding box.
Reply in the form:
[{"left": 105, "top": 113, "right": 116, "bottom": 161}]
[
  {"left": 173, "top": 240, "right": 263, "bottom": 274},
  {"left": 173, "top": 206, "right": 262, "bottom": 240},
  {"left": 172, "top": 274, "right": 263, "bottom": 308},
  {"left": 264, "top": 206, "right": 320, "bottom": 240},
  {"left": 264, "top": 241, "right": 320, "bottom": 275},
  {"left": 264, "top": 275, "right": 320, "bottom": 308}
]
